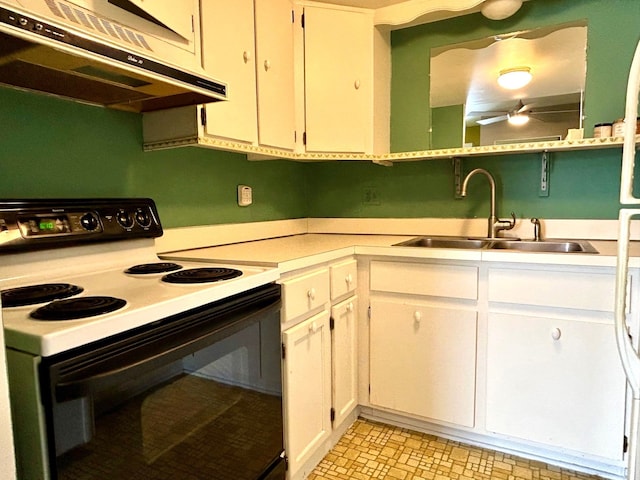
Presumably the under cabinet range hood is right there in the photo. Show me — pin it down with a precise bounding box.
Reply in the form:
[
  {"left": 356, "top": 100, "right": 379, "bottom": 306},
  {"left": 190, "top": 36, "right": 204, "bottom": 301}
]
[{"left": 0, "top": 0, "right": 227, "bottom": 112}]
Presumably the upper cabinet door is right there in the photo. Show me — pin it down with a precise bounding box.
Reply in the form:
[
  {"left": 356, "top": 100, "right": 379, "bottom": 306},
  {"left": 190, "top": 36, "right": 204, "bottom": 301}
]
[
  {"left": 254, "top": 0, "right": 296, "bottom": 150},
  {"left": 304, "top": 6, "right": 373, "bottom": 153},
  {"left": 200, "top": 0, "right": 258, "bottom": 144},
  {"left": 118, "top": 0, "right": 195, "bottom": 40}
]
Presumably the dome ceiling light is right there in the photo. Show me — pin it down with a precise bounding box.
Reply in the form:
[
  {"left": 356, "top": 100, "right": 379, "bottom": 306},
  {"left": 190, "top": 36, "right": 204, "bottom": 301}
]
[
  {"left": 497, "top": 67, "right": 532, "bottom": 90},
  {"left": 481, "top": 0, "right": 524, "bottom": 20}
]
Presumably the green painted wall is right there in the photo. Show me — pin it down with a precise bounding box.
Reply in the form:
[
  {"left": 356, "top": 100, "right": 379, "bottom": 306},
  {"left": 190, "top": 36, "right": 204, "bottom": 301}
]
[
  {"left": 0, "top": 87, "right": 308, "bottom": 228},
  {"left": 0, "top": 0, "right": 637, "bottom": 227},
  {"left": 390, "top": 0, "right": 640, "bottom": 152}
]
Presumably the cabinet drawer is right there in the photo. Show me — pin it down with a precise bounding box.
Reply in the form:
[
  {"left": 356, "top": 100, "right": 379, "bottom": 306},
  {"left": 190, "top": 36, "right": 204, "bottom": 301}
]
[
  {"left": 330, "top": 259, "right": 357, "bottom": 300},
  {"left": 281, "top": 268, "right": 330, "bottom": 322},
  {"left": 488, "top": 268, "right": 615, "bottom": 311},
  {"left": 370, "top": 261, "right": 478, "bottom": 300}
]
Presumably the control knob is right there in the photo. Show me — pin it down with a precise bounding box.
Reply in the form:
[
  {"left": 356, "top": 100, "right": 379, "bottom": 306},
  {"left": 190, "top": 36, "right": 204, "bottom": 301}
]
[
  {"left": 116, "top": 209, "right": 134, "bottom": 229},
  {"left": 80, "top": 212, "right": 99, "bottom": 231},
  {"left": 135, "top": 208, "right": 152, "bottom": 228}
]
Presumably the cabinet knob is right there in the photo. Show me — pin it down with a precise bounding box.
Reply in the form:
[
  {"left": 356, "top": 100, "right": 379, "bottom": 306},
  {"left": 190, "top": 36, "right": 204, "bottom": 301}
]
[
  {"left": 307, "top": 287, "right": 316, "bottom": 300},
  {"left": 346, "top": 273, "right": 353, "bottom": 284},
  {"left": 551, "top": 327, "right": 562, "bottom": 340},
  {"left": 414, "top": 311, "right": 422, "bottom": 323},
  {"left": 354, "top": 79, "right": 361, "bottom": 90},
  {"left": 264, "top": 59, "right": 271, "bottom": 71},
  {"left": 309, "top": 321, "right": 318, "bottom": 334},
  {"left": 347, "top": 302, "right": 354, "bottom": 313},
  {"left": 243, "top": 51, "right": 251, "bottom": 63}
]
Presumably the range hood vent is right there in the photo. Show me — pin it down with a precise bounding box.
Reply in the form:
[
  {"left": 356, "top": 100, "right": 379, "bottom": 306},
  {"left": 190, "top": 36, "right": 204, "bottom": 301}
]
[{"left": 0, "top": 3, "right": 227, "bottom": 112}]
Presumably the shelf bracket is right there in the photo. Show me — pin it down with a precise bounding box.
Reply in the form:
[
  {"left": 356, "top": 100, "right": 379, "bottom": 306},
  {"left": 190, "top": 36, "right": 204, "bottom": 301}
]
[
  {"left": 539, "top": 151, "right": 550, "bottom": 197},
  {"left": 453, "top": 157, "right": 463, "bottom": 198}
]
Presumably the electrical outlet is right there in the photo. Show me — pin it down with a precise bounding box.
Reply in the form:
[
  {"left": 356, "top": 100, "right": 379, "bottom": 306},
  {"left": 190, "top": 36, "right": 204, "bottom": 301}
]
[
  {"left": 363, "top": 187, "right": 380, "bottom": 205},
  {"left": 237, "top": 185, "right": 252, "bottom": 206}
]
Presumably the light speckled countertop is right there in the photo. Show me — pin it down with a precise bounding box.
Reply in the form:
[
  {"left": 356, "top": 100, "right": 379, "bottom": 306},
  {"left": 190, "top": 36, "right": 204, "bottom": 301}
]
[{"left": 161, "top": 233, "right": 640, "bottom": 272}]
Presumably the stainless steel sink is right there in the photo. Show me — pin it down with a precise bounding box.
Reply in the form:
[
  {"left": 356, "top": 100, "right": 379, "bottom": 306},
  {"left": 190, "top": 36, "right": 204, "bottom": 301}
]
[
  {"left": 393, "top": 236, "right": 598, "bottom": 254},
  {"left": 490, "top": 240, "right": 598, "bottom": 253},
  {"left": 394, "top": 236, "right": 492, "bottom": 249}
]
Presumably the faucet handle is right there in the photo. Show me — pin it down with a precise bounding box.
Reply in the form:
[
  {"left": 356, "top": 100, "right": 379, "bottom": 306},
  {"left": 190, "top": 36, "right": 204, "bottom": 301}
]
[
  {"left": 531, "top": 218, "right": 542, "bottom": 241},
  {"left": 494, "top": 212, "right": 516, "bottom": 236}
]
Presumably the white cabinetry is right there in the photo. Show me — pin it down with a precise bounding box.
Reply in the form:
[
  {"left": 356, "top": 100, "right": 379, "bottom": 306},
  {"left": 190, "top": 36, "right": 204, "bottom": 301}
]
[
  {"left": 254, "top": 0, "right": 296, "bottom": 149},
  {"left": 485, "top": 266, "right": 627, "bottom": 460},
  {"left": 302, "top": 5, "right": 373, "bottom": 153},
  {"left": 143, "top": 0, "right": 295, "bottom": 151},
  {"left": 329, "top": 259, "right": 358, "bottom": 428},
  {"left": 282, "top": 308, "right": 332, "bottom": 477},
  {"left": 281, "top": 258, "right": 358, "bottom": 479},
  {"left": 200, "top": 0, "right": 257, "bottom": 144},
  {"left": 368, "top": 260, "right": 478, "bottom": 427}
]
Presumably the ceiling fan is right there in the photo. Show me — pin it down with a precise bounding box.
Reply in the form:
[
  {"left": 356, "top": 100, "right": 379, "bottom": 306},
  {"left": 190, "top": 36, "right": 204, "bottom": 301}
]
[{"left": 468, "top": 99, "right": 580, "bottom": 126}]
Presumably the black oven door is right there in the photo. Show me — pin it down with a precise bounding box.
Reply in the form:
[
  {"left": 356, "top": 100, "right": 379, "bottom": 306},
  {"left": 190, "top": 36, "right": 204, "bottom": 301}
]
[{"left": 39, "top": 283, "right": 284, "bottom": 480}]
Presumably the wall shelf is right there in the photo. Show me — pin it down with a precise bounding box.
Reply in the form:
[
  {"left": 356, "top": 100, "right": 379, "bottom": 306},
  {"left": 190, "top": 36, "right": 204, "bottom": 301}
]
[{"left": 144, "top": 135, "right": 638, "bottom": 164}]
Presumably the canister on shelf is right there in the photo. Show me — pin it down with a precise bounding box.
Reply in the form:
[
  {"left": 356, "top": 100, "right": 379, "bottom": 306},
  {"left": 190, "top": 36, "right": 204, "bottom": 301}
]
[
  {"left": 593, "top": 123, "right": 612, "bottom": 138},
  {"left": 613, "top": 118, "right": 625, "bottom": 137}
]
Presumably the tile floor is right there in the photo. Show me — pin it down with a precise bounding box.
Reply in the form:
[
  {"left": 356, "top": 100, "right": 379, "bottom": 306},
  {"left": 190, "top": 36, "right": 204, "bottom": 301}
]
[{"left": 308, "top": 418, "right": 604, "bottom": 480}]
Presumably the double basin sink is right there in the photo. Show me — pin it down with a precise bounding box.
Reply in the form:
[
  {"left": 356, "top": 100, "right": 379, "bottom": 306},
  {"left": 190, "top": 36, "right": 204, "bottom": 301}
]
[{"left": 393, "top": 236, "right": 598, "bottom": 254}]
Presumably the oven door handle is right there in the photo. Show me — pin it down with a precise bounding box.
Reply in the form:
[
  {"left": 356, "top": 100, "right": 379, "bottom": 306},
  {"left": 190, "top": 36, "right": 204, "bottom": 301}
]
[{"left": 52, "top": 292, "right": 281, "bottom": 403}]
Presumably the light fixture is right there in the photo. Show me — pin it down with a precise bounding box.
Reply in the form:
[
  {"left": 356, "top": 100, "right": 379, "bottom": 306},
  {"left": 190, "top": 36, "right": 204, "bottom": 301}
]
[
  {"left": 508, "top": 112, "right": 529, "bottom": 126},
  {"left": 481, "top": 0, "right": 524, "bottom": 20},
  {"left": 497, "top": 67, "right": 532, "bottom": 90}
]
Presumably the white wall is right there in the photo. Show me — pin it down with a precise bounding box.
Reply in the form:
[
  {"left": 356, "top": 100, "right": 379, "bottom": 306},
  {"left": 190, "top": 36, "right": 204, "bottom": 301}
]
[{"left": 0, "top": 309, "right": 16, "bottom": 480}]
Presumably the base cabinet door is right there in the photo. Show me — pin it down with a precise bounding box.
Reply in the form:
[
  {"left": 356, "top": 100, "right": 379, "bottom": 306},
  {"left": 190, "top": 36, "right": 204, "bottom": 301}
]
[
  {"left": 282, "top": 310, "right": 332, "bottom": 477},
  {"left": 331, "top": 295, "right": 358, "bottom": 429},
  {"left": 369, "top": 300, "right": 477, "bottom": 427},
  {"left": 486, "top": 312, "right": 626, "bottom": 460}
]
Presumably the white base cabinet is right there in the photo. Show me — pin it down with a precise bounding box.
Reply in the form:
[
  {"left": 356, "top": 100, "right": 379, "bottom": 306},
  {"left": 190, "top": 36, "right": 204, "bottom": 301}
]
[
  {"left": 282, "top": 309, "right": 332, "bottom": 476},
  {"left": 368, "top": 260, "right": 478, "bottom": 428},
  {"left": 370, "top": 300, "right": 476, "bottom": 427},
  {"left": 281, "top": 258, "right": 358, "bottom": 479},
  {"left": 485, "top": 265, "right": 627, "bottom": 461},
  {"left": 486, "top": 312, "right": 626, "bottom": 460},
  {"left": 331, "top": 295, "right": 358, "bottom": 428}
]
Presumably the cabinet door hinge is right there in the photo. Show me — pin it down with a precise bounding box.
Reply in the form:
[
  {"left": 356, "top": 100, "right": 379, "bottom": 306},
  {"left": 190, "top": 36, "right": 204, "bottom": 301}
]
[
  {"left": 330, "top": 407, "right": 335, "bottom": 424},
  {"left": 624, "top": 435, "right": 629, "bottom": 453},
  {"left": 301, "top": 12, "right": 305, "bottom": 28},
  {"left": 281, "top": 342, "right": 286, "bottom": 360},
  {"left": 200, "top": 106, "right": 207, "bottom": 127},
  {"left": 303, "top": 131, "right": 307, "bottom": 145},
  {"left": 329, "top": 316, "right": 335, "bottom": 330},
  {"left": 367, "top": 305, "right": 371, "bottom": 320},
  {"left": 291, "top": 9, "right": 294, "bottom": 23}
]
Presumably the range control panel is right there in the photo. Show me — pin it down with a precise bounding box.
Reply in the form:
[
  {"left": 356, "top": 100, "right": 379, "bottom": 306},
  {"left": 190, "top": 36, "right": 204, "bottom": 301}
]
[{"left": 0, "top": 198, "right": 163, "bottom": 251}]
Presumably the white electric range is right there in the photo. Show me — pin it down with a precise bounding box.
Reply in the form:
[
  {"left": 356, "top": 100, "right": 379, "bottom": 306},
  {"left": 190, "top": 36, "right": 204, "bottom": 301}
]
[
  {"left": 1, "top": 198, "right": 286, "bottom": 480},
  {"left": 0, "top": 198, "right": 279, "bottom": 356}
]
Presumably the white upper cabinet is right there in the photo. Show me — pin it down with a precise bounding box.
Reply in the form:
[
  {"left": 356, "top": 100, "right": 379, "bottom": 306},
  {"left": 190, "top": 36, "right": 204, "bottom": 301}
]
[
  {"left": 200, "top": 0, "right": 258, "bottom": 144},
  {"left": 255, "top": 0, "right": 296, "bottom": 150},
  {"left": 303, "top": 5, "right": 373, "bottom": 153},
  {"left": 143, "top": 0, "right": 296, "bottom": 151}
]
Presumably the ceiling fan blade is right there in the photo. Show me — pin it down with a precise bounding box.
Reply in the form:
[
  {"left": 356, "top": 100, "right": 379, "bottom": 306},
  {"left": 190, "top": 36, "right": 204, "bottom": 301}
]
[
  {"left": 477, "top": 115, "right": 508, "bottom": 125},
  {"left": 517, "top": 103, "right": 535, "bottom": 114},
  {"left": 530, "top": 109, "right": 580, "bottom": 115},
  {"left": 467, "top": 111, "right": 507, "bottom": 117}
]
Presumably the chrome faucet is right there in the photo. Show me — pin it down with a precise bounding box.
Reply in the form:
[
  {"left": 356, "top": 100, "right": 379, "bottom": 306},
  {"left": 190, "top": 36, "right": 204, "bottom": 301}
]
[{"left": 460, "top": 168, "right": 516, "bottom": 239}]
